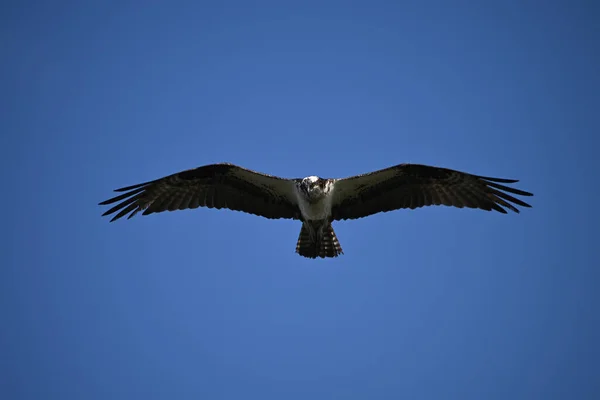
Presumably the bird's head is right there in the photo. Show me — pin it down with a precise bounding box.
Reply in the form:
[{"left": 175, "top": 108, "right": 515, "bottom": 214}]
[{"left": 299, "top": 176, "right": 329, "bottom": 202}]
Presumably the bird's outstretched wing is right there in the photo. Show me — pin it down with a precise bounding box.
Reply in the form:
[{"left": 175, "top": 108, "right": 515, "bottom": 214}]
[
  {"left": 331, "top": 163, "right": 533, "bottom": 221},
  {"left": 99, "top": 163, "right": 300, "bottom": 221}
]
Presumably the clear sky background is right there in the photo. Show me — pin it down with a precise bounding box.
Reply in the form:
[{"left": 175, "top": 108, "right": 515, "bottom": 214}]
[{"left": 2, "top": 1, "right": 599, "bottom": 399}]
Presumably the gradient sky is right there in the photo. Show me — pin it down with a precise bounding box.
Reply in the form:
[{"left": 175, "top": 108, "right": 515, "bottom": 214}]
[{"left": 2, "top": 1, "right": 599, "bottom": 399}]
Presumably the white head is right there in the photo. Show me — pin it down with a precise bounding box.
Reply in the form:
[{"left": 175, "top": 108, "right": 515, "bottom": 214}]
[{"left": 299, "top": 176, "right": 329, "bottom": 201}]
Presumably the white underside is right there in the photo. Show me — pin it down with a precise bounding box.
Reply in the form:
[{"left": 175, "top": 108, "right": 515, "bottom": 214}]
[{"left": 294, "top": 181, "right": 335, "bottom": 221}]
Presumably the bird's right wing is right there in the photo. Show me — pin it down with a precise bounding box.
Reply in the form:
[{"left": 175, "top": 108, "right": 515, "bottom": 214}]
[{"left": 99, "top": 163, "right": 301, "bottom": 221}]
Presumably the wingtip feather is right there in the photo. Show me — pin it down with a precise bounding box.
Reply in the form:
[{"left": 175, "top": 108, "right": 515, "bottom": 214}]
[
  {"left": 114, "top": 183, "right": 146, "bottom": 192},
  {"left": 476, "top": 175, "right": 520, "bottom": 184}
]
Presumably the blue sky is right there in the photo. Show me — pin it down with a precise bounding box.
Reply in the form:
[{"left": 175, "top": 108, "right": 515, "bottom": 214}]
[{"left": 2, "top": 1, "right": 599, "bottom": 399}]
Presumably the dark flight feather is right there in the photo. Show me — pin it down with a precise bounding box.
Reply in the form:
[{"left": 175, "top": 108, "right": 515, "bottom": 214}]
[
  {"left": 99, "top": 163, "right": 300, "bottom": 222},
  {"left": 331, "top": 163, "right": 533, "bottom": 220}
]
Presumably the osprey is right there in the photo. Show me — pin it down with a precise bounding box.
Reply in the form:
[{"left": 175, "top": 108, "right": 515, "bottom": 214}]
[{"left": 99, "top": 162, "right": 533, "bottom": 258}]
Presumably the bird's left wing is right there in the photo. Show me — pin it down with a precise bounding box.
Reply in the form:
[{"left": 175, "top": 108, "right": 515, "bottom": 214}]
[
  {"left": 99, "top": 163, "right": 301, "bottom": 221},
  {"left": 331, "top": 163, "right": 533, "bottom": 220}
]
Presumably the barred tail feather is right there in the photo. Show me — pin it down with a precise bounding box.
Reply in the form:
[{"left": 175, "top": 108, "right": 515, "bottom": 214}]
[{"left": 295, "top": 223, "right": 343, "bottom": 259}]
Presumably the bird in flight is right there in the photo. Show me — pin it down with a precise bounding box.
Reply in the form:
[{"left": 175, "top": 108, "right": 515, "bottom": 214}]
[{"left": 99, "top": 162, "right": 533, "bottom": 258}]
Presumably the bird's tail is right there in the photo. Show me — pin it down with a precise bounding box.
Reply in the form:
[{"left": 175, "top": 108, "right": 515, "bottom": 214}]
[{"left": 295, "top": 222, "right": 343, "bottom": 259}]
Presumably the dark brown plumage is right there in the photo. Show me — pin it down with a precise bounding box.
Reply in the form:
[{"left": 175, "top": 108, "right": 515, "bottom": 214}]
[
  {"left": 296, "top": 222, "right": 343, "bottom": 258},
  {"left": 100, "top": 162, "right": 533, "bottom": 258},
  {"left": 99, "top": 163, "right": 299, "bottom": 222},
  {"left": 331, "top": 164, "right": 533, "bottom": 220}
]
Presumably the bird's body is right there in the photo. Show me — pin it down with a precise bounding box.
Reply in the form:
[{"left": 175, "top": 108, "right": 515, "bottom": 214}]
[
  {"left": 99, "top": 162, "right": 533, "bottom": 258},
  {"left": 293, "top": 176, "right": 340, "bottom": 257},
  {"left": 294, "top": 176, "right": 335, "bottom": 220}
]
